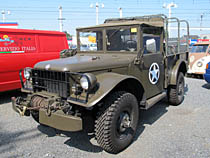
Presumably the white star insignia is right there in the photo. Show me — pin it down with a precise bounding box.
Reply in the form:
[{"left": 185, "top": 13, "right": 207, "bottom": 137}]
[{"left": 149, "top": 63, "right": 160, "bottom": 84}]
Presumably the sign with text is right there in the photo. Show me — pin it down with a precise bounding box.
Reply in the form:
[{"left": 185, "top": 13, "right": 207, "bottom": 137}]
[{"left": 0, "top": 34, "right": 36, "bottom": 53}]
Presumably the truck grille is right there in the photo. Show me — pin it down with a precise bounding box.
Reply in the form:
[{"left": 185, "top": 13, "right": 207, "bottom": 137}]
[{"left": 31, "top": 69, "right": 70, "bottom": 98}]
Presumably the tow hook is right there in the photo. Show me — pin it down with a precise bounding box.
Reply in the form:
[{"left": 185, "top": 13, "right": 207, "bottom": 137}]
[
  {"left": 18, "top": 106, "right": 27, "bottom": 116},
  {"left": 11, "top": 97, "right": 28, "bottom": 116}
]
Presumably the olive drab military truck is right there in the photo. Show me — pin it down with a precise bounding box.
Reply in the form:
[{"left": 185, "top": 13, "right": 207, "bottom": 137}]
[{"left": 12, "top": 14, "right": 189, "bottom": 154}]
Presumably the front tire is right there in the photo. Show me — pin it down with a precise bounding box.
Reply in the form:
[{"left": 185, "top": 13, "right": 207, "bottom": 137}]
[
  {"left": 95, "top": 91, "right": 139, "bottom": 154},
  {"left": 168, "top": 72, "right": 185, "bottom": 105},
  {"left": 31, "top": 110, "right": 40, "bottom": 123}
]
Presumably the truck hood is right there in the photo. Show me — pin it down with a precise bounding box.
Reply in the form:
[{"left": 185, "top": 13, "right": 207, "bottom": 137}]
[{"left": 34, "top": 53, "right": 135, "bottom": 72}]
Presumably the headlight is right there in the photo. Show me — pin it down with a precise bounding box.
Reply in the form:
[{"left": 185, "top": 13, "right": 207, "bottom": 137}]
[
  {"left": 24, "top": 67, "right": 32, "bottom": 80},
  {"left": 80, "top": 76, "right": 89, "bottom": 90},
  {"left": 80, "top": 73, "right": 97, "bottom": 91},
  {"left": 197, "top": 61, "right": 203, "bottom": 67}
]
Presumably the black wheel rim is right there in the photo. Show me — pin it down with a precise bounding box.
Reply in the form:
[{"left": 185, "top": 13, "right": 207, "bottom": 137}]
[{"left": 116, "top": 110, "right": 132, "bottom": 139}]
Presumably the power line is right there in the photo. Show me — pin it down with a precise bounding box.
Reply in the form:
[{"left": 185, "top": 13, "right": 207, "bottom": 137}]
[
  {"left": 10, "top": 18, "right": 209, "bottom": 22},
  {"left": 5, "top": 7, "right": 210, "bottom": 12},
  {"left": 6, "top": 10, "right": 210, "bottom": 16},
  {"left": 1, "top": 1, "right": 210, "bottom": 9}
]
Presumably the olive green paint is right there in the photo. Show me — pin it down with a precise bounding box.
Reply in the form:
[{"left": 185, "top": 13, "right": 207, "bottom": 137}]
[{"left": 12, "top": 14, "right": 189, "bottom": 132}]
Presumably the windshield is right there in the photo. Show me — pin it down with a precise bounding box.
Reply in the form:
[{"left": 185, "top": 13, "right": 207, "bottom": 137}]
[
  {"left": 191, "top": 44, "right": 208, "bottom": 53},
  {"left": 79, "top": 31, "right": 103, "bottom": 51},
  {"left": 106, "top": 27, "right": 138, "bottom": 52}
]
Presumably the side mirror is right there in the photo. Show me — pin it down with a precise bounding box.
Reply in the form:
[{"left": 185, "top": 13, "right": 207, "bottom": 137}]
[{"left": 146, "top": 39, "right": 156, "bottom": 54}]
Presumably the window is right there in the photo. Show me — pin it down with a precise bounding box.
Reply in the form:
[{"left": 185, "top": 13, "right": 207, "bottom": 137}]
[
  {"left": 191, "top": 45, "right": 208, "bottom": 53},
  {"left": 142, "top": 26, "right": 161, "bottom": 54},
  {"left": 79, "top": 31, "right": 103, "bottom": 51},
  {"left": 143, "top": 35, "right": 160, "bottom": 54},
  {"left": 106, "top": 27, "right": 137, "bottom": 52}
]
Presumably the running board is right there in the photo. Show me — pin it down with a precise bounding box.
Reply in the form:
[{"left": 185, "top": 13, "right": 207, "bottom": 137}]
[{"left": 140, "top": 92, "right": 167, "bottom": 110}]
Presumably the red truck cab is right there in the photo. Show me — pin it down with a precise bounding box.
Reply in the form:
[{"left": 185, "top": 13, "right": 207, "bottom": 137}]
[{"left": 0, "top": 28, "right": 68, "bottom": 92}]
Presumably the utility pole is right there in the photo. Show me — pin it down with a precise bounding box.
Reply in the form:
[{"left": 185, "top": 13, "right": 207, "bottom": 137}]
[
  {"left": 58, "top": 6, "right": 65, "bottom": 32},
  {"left": 163, "top": 2, "right": 177, "bottom": 37},
  {"left": 1, "top": 10, "right": 10, "bottom": 23},
  {"left": 90, "top": 2, "right": 104, "bottom": 25},
  {"left": 119, "top": 7, "right": 123, "bottom": 18},
  {"left": 200, "top": 14, "right": 203, "bottom": 32}
]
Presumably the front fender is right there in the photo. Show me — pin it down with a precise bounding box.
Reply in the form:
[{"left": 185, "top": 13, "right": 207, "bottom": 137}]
[
  {"left": 169, "top": 59, "right": 187, "bottom": 85},
  {"left": 68, "top": 72, "right": 141, "bottom": 107}
]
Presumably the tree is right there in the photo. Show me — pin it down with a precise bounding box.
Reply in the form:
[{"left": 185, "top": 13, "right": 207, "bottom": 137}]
[{"left": 64, "top": 31, "right": 72, "bottom": 40}]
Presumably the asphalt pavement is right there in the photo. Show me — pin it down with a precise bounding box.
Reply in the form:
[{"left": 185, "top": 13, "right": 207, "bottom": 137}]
[{"left": 0, "top": 77, "right": 210, "bottom": 158}]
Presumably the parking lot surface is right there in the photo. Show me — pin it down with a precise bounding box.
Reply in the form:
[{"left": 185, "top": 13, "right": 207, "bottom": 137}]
[{"left": 0, "top": 77, "right": 210, "bottom": 158}]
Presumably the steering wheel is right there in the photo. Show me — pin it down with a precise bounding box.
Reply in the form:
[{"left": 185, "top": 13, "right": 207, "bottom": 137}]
[{"left": 125, "top": 40, "right": 137, "bottom": 51}]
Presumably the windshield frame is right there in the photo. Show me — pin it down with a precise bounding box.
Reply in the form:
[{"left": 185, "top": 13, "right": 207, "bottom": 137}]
[{"left": 76, "top": 25, "right": 140, "bottom": 54}]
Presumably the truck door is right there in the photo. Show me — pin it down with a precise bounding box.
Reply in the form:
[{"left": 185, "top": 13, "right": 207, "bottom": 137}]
[{"left": 139, "top": 26, "right": 164, "bottom": 99}]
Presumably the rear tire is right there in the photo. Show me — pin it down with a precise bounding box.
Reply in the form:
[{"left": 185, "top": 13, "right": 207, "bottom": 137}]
[
  {"left": 95, "top": 91, "right": 139, "bottom": 154},
  {"left": 168, "top": 72, "right": 185, "bottom": 105}
]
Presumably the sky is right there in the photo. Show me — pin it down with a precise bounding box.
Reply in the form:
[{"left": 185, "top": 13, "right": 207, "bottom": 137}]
[{"left": 1, "top": 0, "right": 210, "bottom": 36}]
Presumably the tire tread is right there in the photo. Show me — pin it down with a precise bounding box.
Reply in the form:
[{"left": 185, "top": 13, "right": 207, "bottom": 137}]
[{"left": 95, "top": 91, "right": 138, "bottom": 154}]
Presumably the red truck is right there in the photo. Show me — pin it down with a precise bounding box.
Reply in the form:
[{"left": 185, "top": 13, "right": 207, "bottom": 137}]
[{"left": 0, "top": 28, "right": 68, "bottom": 92}]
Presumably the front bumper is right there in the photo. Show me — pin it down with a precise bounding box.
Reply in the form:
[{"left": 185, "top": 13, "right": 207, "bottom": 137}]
[
  {"left": 39, "top": 109, "right": 82, "bottom": 132},
  {"left": 11, "top": 97, "right": 83, "bottom": 132},
  {"left": 187, "top": 69, "right": 205, "bottom": 75}
]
